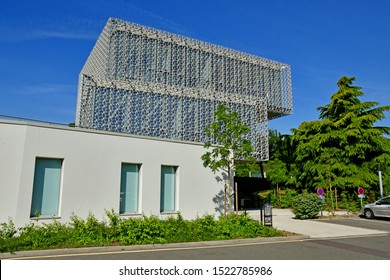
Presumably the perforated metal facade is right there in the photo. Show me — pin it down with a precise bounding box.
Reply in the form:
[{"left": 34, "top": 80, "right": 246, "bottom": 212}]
[{"left": 76, "top": 18, "right": 292, "bottom": 160}]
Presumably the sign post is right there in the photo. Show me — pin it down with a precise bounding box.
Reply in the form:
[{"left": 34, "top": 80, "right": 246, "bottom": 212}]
[
  {"left": 358, "top": 187, "right": 365, "bottom": 208},
  {"left": 317, "top": 188, "right": 324, "bottom": 216},
  {"left": 379, "top": 163, "right": 384, "bottom": 198}
]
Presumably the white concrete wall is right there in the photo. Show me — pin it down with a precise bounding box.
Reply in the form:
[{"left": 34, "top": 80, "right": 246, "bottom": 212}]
[{"left": 0, "top": 121, "right": 225, "bottom": 228}]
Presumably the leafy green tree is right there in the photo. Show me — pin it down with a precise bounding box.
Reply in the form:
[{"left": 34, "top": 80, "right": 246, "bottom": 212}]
[
  {"left": 201, "top": 104, "right": 257, "bottom": 214},
  {"left": 292, "top": 76, "right": 390, "bottom": 199},
  {"left": 383, "top": 157, "right": 390, "bottom": 195},
  {"left": 268, "top": 129, "right": 297, "bottom": 186},
  {"left": 268, "top": 129, "right": 283, "bottom": 160},
  {"left": 265, "top": 159, "right": 290, "bottom": 198}
]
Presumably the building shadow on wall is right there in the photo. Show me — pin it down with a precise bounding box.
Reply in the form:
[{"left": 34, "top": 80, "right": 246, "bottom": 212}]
[{"left": 213, "top": 173, "right": 228, "bottom": 215}]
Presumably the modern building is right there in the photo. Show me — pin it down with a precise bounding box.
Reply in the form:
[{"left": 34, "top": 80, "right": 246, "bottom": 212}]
[
  {"left": 0, "top": 18, "right": 292, "bottom": 228},
  {"left": 77, "top": 18, "right": 292, "bottom": 161},
  {"left": 0, "top": 119, "right": 225, "bottom": 228}
]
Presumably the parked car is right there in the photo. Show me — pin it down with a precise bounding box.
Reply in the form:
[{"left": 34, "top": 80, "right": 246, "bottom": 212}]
[{"left": 361, "top": 196, "right": 390, "bottom": 219}]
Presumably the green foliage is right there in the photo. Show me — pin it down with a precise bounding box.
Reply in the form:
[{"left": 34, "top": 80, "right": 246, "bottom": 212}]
[
  {"left": 0, "top": 218, "right": 18, "bottom": 253},
  {"left": 0, "top": 218, "right": 17, "bottom": 239},
  {"left": 33, "top": 210, "right": 41, "bottom": 218},
  {"left": 292, "top": 193, "right": 323, "bottom": 219},
  {"left": 291, "top": 76, "right": 390, "bottom": 195},
  {"left": 189, "top": 214, "right": 217, "bottom": 241},
  {"left": 214, "top": 214, "right": 281, "bottom": 239},
  {"left": 202, "top": 104, "right": 257, "bottom": 213},
  {"left": 118, "top": 215, "right": 166, "bottom": 245},
  {"left": 201, "top": 104, "right": 256, "bottom": 173},
  {"left": 266, "top": 130, "right": 298, "bottom": 191},
  {"left": 202, "top": 105, "right": 255, "bottom": 171},
  {"left": 279, "top": 189, "right": 298, "bottom": 208},
  {"left": 265, "top": 159, "right": 290, "bottom": 188},
  {"left": 70, "top": 213, "right": 109, "bottom": 245},
  {"left": 17, "top": 220, "right": 72, "bottom": 250},
  {"left": 235, "top": 160, "right": 261, "bottom": 177},
  {"left": 384, "top": 183, "right": 390, "bottom": 198},
  {"left": 338, "top": 192, "right": 361, "bottom": 212},
  {"left": 163, "top": 214, "right": 193, "bottom": 243},
  {"left": 271, "top": 189, "right": 297, "bottom": 208},
  {"left": 269, "top": 130, "right": 295, "bottom": 164},
  {"left": 0, "top": 211, "right": 286, "bottom": 253},
  {"left": 267, "top": 188, "right": 297, "bottom": 208}
]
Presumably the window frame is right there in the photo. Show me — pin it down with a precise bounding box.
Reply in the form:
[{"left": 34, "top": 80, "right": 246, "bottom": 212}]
[
  {"left": 119, "top": 163, "right": 141, "bottom": 214},
  {"left": 160, "top": 165, "right": 178, "bottom": 213},
  {"left": 30, "top": 157, "right": 63, "bottom": 218}
]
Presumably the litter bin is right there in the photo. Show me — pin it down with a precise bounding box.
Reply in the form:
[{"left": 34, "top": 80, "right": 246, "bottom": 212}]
[{"left": 263, "top": 204, "right": 272, "bottom": 226}]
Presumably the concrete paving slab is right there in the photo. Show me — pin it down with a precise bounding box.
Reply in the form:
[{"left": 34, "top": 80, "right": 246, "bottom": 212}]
[{"left": 245, "top": 208, "right": 387, "bottom": 238}]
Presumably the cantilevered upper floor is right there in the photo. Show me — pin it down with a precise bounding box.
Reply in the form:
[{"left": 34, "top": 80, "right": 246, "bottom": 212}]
[{"left": 76, "top": 18, "right": 293, "bottom": 160}]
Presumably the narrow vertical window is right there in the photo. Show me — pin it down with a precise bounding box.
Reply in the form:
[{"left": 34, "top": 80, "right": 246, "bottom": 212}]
[
  {"left": 30, "top": 158, "right": 62, "bottom": 217},
  {"left": 120, "top": 163, "right": 140, "bottom": 214},
  {"left": 160, "top": 166, "right": 177, "bottom": 212}
]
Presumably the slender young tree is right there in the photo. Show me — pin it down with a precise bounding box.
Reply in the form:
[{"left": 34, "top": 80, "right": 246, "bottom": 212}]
[
  {"left": 201, "top": 104, "right": 257, "bottom": 214},
  {"left": 265, "top": 159, "right": 289, "bottom": 198}
]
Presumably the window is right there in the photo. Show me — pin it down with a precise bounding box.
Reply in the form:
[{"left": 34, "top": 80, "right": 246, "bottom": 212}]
[
  {"left": 30, "top": 158, "right": 62, "bottom": 217},
  {"left": 380, "top": 197, "right": 390, "bottom": 205},
  {"left": 160, "top": 166, "right": 177, "bottom": 212},
  {"left": 120, "top": 163, "right": 140, "bottom": 214}
]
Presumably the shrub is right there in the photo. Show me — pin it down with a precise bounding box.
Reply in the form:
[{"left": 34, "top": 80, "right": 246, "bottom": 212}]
[
  {"left": 215, "top": 214, "right": 282, "bottom": 240},
  {"left": 18, "top": 220, "right": 72, "bottom": 249},
  {"left": 104, "top": 209, "right": 121, "bottom": 240},
  {"left": 191, "top": 214, "right": 217, "bottom": 241},
  {"left": 69, "top": 213, "right": 110, "bottom": 245},
  {"left": 118, "top": 215, "right": 166, "bottom": 245},
  {"left": 292, "top": 192, "right": 323, "bottom": 219},
  {"left": 0, "top": 211, "right": 287, "bottom": 253},
  {"left": 163, "top": 214, "right": 192, "bottom": 243},
  {"left": 279, "top": 189, "right": 298, "bottom": 208},
  {"left": 262, "top": 188, "right": 297, "bottom": 208},
  {"left": 0, "top": 218, "right": 17, "bottom": 239},
  {"left": 338, "top": 193, "right": 360, "bottom": 212}
]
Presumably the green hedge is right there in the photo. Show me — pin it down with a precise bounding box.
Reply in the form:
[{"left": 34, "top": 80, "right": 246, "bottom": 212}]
[{"left": 0, "top": 210, "right": 286, "bottom": 253}]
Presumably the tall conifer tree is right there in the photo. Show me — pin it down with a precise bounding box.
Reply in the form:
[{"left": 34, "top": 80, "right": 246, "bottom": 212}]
[{"left": 292, "top": 76, "right": 390, "bottom": 197}]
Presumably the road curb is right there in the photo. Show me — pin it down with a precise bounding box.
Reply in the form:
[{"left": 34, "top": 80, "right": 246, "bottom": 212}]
[{"left": 0, "top": 235, "right": 309, "bottom": 260}]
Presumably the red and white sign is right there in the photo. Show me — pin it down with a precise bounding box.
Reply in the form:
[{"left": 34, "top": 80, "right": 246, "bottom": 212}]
[{"left": 358, "top": 187, "right": 364, "bottom": 195}]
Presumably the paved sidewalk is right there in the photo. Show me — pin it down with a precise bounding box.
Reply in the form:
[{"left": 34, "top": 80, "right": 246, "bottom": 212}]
[{"left": 246, "top": 208, "right": 387, "bottom": 238}]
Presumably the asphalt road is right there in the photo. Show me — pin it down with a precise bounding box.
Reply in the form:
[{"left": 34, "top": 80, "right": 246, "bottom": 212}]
[
  {"left": 317, "top": 216, "right": 390, "bottom": 232},
  {"left": 29, "top": 235, "right": 388, "bottom": 260}
]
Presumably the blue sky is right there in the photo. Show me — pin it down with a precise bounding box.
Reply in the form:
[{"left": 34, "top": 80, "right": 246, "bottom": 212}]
[{"left": 0, "top": 0, "right": 389, "bottom": 134}]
